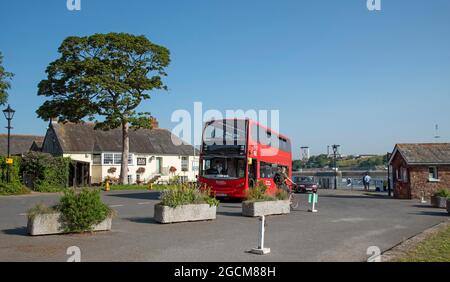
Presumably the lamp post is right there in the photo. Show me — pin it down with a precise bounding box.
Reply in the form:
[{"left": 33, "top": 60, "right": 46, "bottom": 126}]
[
  {"left": 3, "top": 105, "right": 15, "bottom": 183},
  {"left": 332, "top": 144, "right": 340, "bottom": 190}
]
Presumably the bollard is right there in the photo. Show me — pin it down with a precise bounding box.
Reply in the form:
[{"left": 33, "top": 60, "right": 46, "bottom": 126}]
[
  {"left": 250, "top": 216, "right": 270, "bottom": 255},
  {"left": 105, "top": 179, "right": 110, "bottom": 192},
  {"left": 420, "top": 190, "right": 427, "bottom": 204},
  {"left": 308, "top": 193, "right": 318, "bottom": 213}
]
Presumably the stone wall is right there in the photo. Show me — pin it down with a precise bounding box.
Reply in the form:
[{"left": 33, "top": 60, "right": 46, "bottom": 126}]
[{"left": 409, "top": 166, "right": 450, "bottom": 199}]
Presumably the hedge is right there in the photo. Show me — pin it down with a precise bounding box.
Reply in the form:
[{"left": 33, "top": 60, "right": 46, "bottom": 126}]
[
  {"left": 21, "top": 152, "right": 72, "bottom": 192},
  {"left": 0, "top": 156, "right": 21, "bottom": 184}
]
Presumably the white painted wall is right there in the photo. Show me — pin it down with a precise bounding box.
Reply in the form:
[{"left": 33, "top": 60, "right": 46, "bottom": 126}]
[{"left": 64, "top": 152, "right": 199, "bottom": 184}]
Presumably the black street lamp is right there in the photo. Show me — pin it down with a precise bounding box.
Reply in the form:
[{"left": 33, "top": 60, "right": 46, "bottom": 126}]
[
  {"left": 332, "top": 144, "right": 340, "bottom": 190},
  {"left": 3, "top": 105, "right": 15, "bottom": 183}
]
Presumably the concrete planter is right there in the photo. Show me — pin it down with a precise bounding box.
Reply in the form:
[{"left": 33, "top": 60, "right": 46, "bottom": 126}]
[
  {"left": 27, "top": 212, "right": 113, "bottom": 236},
  {"left": 447, "top": 199, "right": 450, "bottom": 215},
  {"left": 431, "top": 196, "right": 448, "bottom": 209},
  {"left": 242, "top": 200, "right": 290, "bottom": 217},
  {"left": 154, "top": 204, "right": 216, "bottom": 224}
]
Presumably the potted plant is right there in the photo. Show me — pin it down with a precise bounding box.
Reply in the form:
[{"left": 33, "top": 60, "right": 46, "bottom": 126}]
[
  {"left": 447, "top": 198, "right": 450, "bottom": 215},
  {"left": 154, "top": 183, "right": 219, "bottom": 224},
  {"left": 430, "top": 188, "right": 450, "bottom": 209},
  {"left": 242, "top": 181, "right": 290, "bottom": 217},
  {"left": 27, "top": 188, "right": 114, "bottom": 236}
]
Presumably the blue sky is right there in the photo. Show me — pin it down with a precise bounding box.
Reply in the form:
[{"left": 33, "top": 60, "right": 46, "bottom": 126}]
[{"left": 1, "top": 0, "right": 449, "bottom": 157}]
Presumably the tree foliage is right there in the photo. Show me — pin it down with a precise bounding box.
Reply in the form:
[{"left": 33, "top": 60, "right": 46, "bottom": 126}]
[
  {"left": 36, "top": 33, "right": 171, "bottom": 183},
  {"left": 0, "top": 51, "right": 14, "bottom": 105},
  {"left": 293, "top": 154, "right": 388, "bottom": 170}
]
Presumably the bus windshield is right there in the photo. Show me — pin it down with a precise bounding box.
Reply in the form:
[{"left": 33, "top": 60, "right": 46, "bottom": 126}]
[{"left": 201, "top": 157, "right": 246, "bottom": 180}]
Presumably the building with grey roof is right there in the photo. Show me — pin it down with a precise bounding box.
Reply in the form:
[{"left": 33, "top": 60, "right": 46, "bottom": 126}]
[
  {"left": 41, "top": 121, "right": 199, "bottom": 186},
  {"left": 0, "top": 134, "right": 44, "bottom": 156},
  {"left": 389, "top": 143, "right": 450, "bottom": 199}
]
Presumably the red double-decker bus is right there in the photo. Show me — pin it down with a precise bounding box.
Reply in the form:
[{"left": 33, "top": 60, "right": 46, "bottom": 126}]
[{"left": 198, "top": 119, "right": 292, "bottom": 199}]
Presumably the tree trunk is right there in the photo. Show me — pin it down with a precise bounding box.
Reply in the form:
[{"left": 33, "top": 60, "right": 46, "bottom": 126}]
[{"left": 120, "top": 121, "right": 130, "bottom": 184}]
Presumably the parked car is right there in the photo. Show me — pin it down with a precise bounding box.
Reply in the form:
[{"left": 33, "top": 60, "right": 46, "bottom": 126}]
[{"left": 294, "top": 176, "right": 319, "bottom": 193}]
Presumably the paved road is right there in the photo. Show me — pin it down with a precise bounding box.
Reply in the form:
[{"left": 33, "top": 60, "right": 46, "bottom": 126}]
[{"left": 0, "top": 189, "right": 448, "bottom": 262}]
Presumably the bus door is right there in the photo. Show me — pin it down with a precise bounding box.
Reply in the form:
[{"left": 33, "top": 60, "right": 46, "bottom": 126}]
[{"left": 247, "top": 159, "right": 257, "bottom": 188}]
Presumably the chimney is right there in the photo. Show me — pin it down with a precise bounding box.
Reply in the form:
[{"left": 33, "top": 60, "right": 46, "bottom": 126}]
[{"left": 151, "top": 118, "right": 159, "bottom": 129}]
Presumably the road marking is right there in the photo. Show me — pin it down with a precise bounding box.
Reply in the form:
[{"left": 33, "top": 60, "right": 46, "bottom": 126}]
[
  {"left": 137, "top": 202, "right": 151, "bottom": 205},
  {"left": 109, "top": 204, "right": 124, "bottom": 208},
  {"left": 19, "top": 213, "right": 27, "bottom": 216}
]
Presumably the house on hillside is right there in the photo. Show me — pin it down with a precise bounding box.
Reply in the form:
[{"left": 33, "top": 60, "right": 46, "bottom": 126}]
[
  {"left": 0, "top": 134, "right": 44, "bottom": 156},
  {"left": 41, "top": 120, "right": 199, "bottom": 186},
  {"left": 389, "top": 143, "right": 450, "bottom": 199}
]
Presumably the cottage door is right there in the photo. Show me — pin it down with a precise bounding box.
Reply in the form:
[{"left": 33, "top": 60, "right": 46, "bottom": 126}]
[{"left": 156, "top": 157, "right": 163, "bottom": 174}]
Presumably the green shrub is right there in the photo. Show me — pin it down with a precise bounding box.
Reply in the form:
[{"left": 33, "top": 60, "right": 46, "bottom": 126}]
[
  {"left": 434, "top": 188, "right": 450, "bottom": 198},
  {"left": 245, "top": 181, "right": 289, "bottom": 202},
  {"left": 21, "top": 152, "right": 71, "bottom": 192},
  {"left": 246, "top": 181, "right": 271, "bottom": 202},
  {"left": 56, "top": 188, "right": 112, "bottom": 233},
  {"left": 159, "top": 183, "right": 219, "bottom": 208},
  {"left": 0, "top": 182, "right": 30, "bottom": 196},
  {"left": 168, "top": 175, "right": 181, "bottom": 185},
  {"left": 0, "top": 156, "right": 22, "bottom": 184},
  {"left": 27, "top": 204, "right": 56, "bottom": 221}
]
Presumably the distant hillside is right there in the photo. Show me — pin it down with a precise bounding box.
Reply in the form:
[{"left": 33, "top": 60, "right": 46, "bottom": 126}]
[{"left": 293, "top": 154, "right": 388, "bottom": 171}]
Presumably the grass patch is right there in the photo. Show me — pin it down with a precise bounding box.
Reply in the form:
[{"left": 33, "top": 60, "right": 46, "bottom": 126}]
[
  {"left": 396, "top": 226, "right": 450, "bottom": 262},
  {"left": 33, "top": 186, "right": 68, "bottom": 193},
  {"left": 0, "top": 182, "right": 31, "bottom": 196}
]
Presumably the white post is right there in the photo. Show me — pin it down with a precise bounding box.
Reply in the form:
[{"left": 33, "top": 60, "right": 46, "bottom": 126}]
[
  {"left": 250, "top": 216, "right": 271, "bottom": 255},
  {"left": 259, "top": 215, "right": 265, "bottom": 249},
  {"left": 309, "top": 193, "right": 318, "bottom": 213},
  {"left": 312, "top": 197, "right": 317, "bottom": 212},
  {"left": 420, "top": 190, "right": 427, "bottom": 204}
]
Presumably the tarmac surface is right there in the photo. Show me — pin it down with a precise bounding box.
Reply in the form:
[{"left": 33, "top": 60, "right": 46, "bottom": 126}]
[{"left": 0, "top": 189, "right": 448, "bottom": 262}]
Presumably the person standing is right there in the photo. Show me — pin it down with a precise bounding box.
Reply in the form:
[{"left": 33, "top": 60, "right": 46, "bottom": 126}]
[{"left": 363, "top": 173, "right": 372, "bottom": 191}]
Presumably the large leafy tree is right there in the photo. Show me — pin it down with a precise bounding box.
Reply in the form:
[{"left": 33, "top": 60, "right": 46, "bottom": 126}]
[
  {"left": 0, "top": 51, "right": 14, "bottom": 105},
  {"left": 37, "top": 33, "right": 171, "bottom": 184}
]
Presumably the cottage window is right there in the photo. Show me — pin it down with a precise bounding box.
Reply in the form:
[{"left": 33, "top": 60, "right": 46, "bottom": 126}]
[
  {"left": 401, "top": 167, "right": 408, "bottom": 182},
  {"left": 103, "top": 154, "right": 114, "bottom": 165},
  {"left": 429, "top": 167, "right": 439, "bottom": 181},
  {"left": 181, "top": 156, "right": 189, "bottom": 172},
  {"left": 397, "top": 167, "right": 408, "bottom": 182},
  {"left": 112, "top": 153, "right": 133, "bottom": 165}
]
